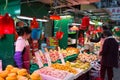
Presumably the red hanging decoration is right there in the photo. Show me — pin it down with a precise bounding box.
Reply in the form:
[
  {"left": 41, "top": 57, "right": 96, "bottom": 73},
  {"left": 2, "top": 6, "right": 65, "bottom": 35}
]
[
  {"left": 2, "top": 13, "right": 15, "bottom": 34},
  {"left": 56, "top": 31, "right": 64, "bottom": 40},
  {"left": 30, "top": 17, "right": 39, "bottom": 29},
  {"left": 86, "top": 30, "right": 90, "bottom": 37},
  {"left": 80, "top": 16, "right": 90, "bottom": 30},
  {"left": 89, "top": 25, "right": 95, "bottom": 31},
  {"left": 96, "top": 26, "right": 103, "bottom": 32},
  {"left": 78, "top": 34, "right": 84, "bottom": 46},
  {"left": 93, "top": 30, "right": 98, "bottom": 34},
  {"left": 50, "top": 14, "right": 61, "bottom": 20},
  {"left": 0, "top": 15, "right": 4, "bottom": 39}
]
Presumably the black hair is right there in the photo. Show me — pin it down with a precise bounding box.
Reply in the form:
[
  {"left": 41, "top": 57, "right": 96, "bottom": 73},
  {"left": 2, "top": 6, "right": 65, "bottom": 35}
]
[
  {"left": 17, "top": 26, "right": 31, "bottom": 36},
  {"left": 103, "top": 30, "right": 112, "bottom": 37},
  {"left": 102, "top": 25, "right": 108, "bottom": 30}
]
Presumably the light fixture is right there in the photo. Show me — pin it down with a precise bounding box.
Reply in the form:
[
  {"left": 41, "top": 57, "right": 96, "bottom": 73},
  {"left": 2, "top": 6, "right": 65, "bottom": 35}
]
[
  {"left": 60, "top": 15, "right": 72, "bottom": 18},
  {"left": 89, "top": 0, "right": 100, "bottom": 3},
  {"left": 70, "top": 25, "right": 79, "bottom": 31},
  {"left": 90, "top": 21, "right": 103, "bottom": 25},
  {"left": 17, "top": 16, "right": 48, "bottom": 22},
  {"left": 71, "top": 23, "right": 81, "bottom": 26}
]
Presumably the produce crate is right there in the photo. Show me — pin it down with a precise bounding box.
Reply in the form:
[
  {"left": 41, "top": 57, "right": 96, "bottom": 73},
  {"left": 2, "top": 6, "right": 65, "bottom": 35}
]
[
  {"left": 55, "top": 54, "right": 78, "bottom": 63},
  {"left": 66, "top": 54, "right": 78, "bottom": 62}
]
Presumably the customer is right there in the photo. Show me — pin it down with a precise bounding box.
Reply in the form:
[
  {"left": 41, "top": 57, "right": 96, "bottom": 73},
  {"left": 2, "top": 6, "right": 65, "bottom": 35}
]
[
  {"left": 14, "top": 26, "right": 31, "bottom": 72},
  {"left": 99, "top": 30, "right": 119, "bottom": 80}
]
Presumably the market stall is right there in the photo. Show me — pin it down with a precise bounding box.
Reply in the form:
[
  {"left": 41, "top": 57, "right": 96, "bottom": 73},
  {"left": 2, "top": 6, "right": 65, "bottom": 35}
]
[
  {"left": 1, "top": 0, "right": 120, "bottom": 80},
  {"left": 29, "top": 46, "right": 100, "bottom": 80}
]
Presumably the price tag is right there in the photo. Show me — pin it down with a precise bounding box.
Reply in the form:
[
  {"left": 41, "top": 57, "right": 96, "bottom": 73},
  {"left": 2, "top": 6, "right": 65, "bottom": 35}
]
[
  {"left": 44, "top": 52, "right": 52, "bottom": 66},
  {"left": 58, "top": 47, "right": 65, "bottom": 65},
  {"left": 34, "top": 51, "right": 43, "bottom": 68}
]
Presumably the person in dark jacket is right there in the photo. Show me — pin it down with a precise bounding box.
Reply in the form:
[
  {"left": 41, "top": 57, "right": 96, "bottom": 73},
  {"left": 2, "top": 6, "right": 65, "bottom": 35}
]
[{"left": 99, "top": 30, "right": 119, "bottom": 80}]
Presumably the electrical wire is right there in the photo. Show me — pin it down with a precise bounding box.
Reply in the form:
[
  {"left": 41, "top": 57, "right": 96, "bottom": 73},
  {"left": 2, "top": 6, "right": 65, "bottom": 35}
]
[{"left": 4, "top": 0, "right": 8, "bottom": 10}]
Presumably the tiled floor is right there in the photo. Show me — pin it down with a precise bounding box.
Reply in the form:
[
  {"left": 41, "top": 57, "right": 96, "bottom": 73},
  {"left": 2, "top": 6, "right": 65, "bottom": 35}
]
[{"left": 113, "top": 68, "right": 120, "bottom": 80}]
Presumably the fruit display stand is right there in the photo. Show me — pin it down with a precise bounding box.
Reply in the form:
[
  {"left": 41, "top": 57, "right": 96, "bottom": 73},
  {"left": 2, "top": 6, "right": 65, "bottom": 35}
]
[
  {"left": 30, "top": 47, "right": 99, "bottom": 80},
  {"left": 33, "top": 61, "right": 92, "bottom": 80},
  {"left": 30, "top": 47, "right": 79, "bottom": 73},
  {"left": 35, "top": 67, "right": 74, "bottom": 80},
  {"left": 30, "top": 54, "right": 78, "bottom": 74},
  {"left": 74, "top": 67, "right": 91, "bottom": 80}
]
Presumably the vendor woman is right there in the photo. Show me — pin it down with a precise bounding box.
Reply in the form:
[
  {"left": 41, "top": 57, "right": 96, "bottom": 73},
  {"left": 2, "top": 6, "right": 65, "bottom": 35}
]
[{"left": 14, "top": 26, "right": 31, "bottom": 72}]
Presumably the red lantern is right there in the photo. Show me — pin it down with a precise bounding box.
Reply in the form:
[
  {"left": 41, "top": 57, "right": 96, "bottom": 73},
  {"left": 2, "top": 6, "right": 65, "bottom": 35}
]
[
  {"left": 0, "top": 15, "right": 4, "bottom": 39},
  {"left": 79, "top": 25, "right": 87, "bottom": 30},
  {"left": 56, "top": 31, "right": 64, "bottom": 40},
  {"left": 2, "top": 13, "right": 15, "bottom": 34},
  {"left": 30, "top": 17, "right": 39, "bottom": 29},
  {"left": 50, "top": 14, "right": 61, "bottom": 20},
  {"left": 81, "top": 16, "right": 90, "bottom": 27}
]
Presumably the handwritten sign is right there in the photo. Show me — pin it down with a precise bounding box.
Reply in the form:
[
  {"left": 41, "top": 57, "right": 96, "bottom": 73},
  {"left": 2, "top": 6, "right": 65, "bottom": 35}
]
[
  {"left": 34, "top": 51, "right": 43, "bottom": 68},
  {"left": 58, "top": 47, "right": 65, "bottom": 65},
  {"left": 44, "top": 52, "right": 52, "bottom": 66}
]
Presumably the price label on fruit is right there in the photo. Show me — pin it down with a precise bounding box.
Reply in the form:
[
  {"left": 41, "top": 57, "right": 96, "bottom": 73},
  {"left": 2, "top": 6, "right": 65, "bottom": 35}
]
[
  {"left": 44, "top": 52, "right": 52, "bottom": 66},
  {"left": 44, "top": 48, "right": 52, "bottom": 66},
  {"left": 34, "top": 51, "right": 43, "bottom": 68},
  {"left": 58, "top": 47, "right": 65, "bottom": 65}
]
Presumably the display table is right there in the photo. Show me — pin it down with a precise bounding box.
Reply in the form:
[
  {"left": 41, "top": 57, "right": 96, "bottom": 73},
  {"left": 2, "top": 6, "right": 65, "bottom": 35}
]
[
  {"left": 34, "top": 67, "right": 91, "bottom": 80},
  {"left": 35, "top": 67, "right": 74, "bottom": 80},
  {"left": 74, "top": 67, "right": 91, "bottom": 80}
]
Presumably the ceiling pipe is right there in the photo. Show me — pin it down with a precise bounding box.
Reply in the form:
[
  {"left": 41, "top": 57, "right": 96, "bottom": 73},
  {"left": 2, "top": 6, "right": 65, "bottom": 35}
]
[{"left": 54, "top": 4, "right": 80, "bottom": 9}]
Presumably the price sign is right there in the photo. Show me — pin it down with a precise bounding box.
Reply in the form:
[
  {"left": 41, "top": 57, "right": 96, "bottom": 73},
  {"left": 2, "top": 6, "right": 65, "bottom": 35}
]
[
  {"left": 58, "top": 47, "right": 65, "bottom": 65},
  {"left": 34, "top": 51, "right": 43, "bottom": 68},
  {"left": 44, "top": 52, "right": 52, "bottom": 66}
]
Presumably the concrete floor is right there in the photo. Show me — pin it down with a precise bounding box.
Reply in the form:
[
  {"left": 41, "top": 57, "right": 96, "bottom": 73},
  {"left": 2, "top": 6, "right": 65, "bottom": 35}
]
[{"left": 113, "top": 68, "right": 120, "bottom": 80}]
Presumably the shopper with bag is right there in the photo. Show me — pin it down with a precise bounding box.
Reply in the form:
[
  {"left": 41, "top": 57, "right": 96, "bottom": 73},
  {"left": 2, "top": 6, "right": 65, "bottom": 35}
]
[{"left": 99, "top": 30, "right": 119, "bottom": 80}]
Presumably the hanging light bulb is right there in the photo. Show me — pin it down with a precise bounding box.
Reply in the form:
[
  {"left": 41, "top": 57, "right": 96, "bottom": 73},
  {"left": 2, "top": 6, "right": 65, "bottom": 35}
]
[{"left": 70, "top": 25, "right": 79, "bottom": 31}]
